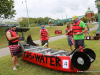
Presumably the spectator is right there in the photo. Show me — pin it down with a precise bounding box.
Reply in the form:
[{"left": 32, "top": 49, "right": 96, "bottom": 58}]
[
  {"left": 71, "top": 15, "right": 88, "bottom": 49},
  {"left": 40, "top": 25, "right": 49, "bottom": 48},
  {"left": 6, "top": 25, "right": 21, "bottom": 70},
  {"left": 65, "top": 23, "right": 74, "bottom": 51}
]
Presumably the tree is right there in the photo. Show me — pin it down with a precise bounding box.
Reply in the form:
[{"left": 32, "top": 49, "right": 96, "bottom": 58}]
[
  {"left": 19, "top": 18, "right": 28, "bottom": 27},
  {"left": 69, "top": 21, "right": 74, "bottom": 24},
  {"left": 80, "top": 17, "right": 90, "bottom": 23},
  {"left": 37, "top": 17, "right": 44, "bottom": 24},
  {"left": 0, "top": 0, "right": 16, "bottom": 19},
  {"left": 19, "top": 17, "right": 55, "bottom": 27},
  {"left": 94, "top": 13, "right": 98, "bottom": 22},
  {"left": 44, "top": 17, "right": 51, "bottom": 21},
  {"left": 44, "top": 17, "right": 51, "bottom": 24}
]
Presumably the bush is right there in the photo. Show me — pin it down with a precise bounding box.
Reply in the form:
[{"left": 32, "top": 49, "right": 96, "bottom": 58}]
[
  {"left": 30, "top": 23, "right": 37, "bottom": 27},
  {"left": 80, "top": 17, "right": 90, "bottom": 23},
  {"left": 56, "top": 23, "right": 63, "bottom": 26}
]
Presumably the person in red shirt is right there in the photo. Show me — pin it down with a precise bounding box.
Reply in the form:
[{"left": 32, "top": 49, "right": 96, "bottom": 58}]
[
  {"left": 6, "top": 25, "right": 20, "bottom": 70},
  {"left": 40, "top": 25, "right": 49, "bottom": 48}
]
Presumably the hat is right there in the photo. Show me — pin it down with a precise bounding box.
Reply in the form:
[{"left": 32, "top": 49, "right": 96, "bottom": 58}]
[
  {"left": 72, "top": 15, "right": 78, "bottom": 20},
  {"left": 11, "top": 25, "right": 16, "bottom": 27}
]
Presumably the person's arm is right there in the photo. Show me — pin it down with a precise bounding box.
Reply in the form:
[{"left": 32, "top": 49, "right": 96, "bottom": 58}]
[
  {"left": 40, "top": 30, "right": 42, "bottom": 41},
  {"left": 75, "top": 27, "right": 88, "bottom": 35},
  {"left": 65, "top": 29, "right": 71, "bottom": 35},
  {"left": 81, "top": 27, "right": 88, "bottom": 34},
  {"left": 72, "top": 27, "right": 74, "bottom": 39},
  {"left": 66, "top": 30, "right": 70, "bottom": 35},
  {"left": 46, "top": 29, "right": 49, "bottom": 40},
  {"left": 6, "top": 31, "right": 20, "bottom": 41}
]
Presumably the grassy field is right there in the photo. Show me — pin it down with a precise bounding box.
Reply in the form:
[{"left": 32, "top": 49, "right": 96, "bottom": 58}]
[
  {"left": 88, "top": 24, "right": 94, "bottom": 28},
  {"left": 0, "top": 22, "right": 19, "bottom": 24},
  {"left": 0, "top": 29, "right": 100, "bottom": 75},
  {"left": 0, "top": 25, "right": 95, "bottom": 48}
]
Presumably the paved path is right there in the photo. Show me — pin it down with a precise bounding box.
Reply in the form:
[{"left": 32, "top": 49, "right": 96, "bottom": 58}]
[
  {"left": 89, "top": 24, "right": 98, "bottom": 31},
  {"left": 0, "top": 24, "right": 98, "bottom": 58}
]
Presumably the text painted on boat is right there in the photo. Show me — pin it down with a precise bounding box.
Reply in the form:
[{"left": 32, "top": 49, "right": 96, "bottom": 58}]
[{"left": 24, "top": 52, "right": 61, "bottom": 67}]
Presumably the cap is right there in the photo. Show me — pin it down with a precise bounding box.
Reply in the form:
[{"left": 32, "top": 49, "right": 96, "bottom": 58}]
[
  {"left": 11, "top": 25, "right": 16, "bottom": 27},
  {"left": 72, "top": 15, "right": 78, "bottom": 20}
]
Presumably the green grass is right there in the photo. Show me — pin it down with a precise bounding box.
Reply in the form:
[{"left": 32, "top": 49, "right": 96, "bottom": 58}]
[
  {"left": 89, "top": 30, "right": 97, "bottom": 36},
  {"left": 0, "top": 30, "right": 100, "bottom": 75},
  {"left": 0, "top": 22, "right": 19, "bottom": 24},
  {"left": 5, "top": 22, "right": 19, "bottom": 24},
  {"left": 88, "top": 24, "right": 94, "bottom": 28},
  {"left": 0, "top": 28, "right": 9, "bottom": 48}
]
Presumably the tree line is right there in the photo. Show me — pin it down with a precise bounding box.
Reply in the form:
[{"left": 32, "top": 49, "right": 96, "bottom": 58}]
[
  {"left": 19, "top": 17, "right": 68, "bottom": 27},
  {"left": 19, "top": 13, "right": 99, "bottom": 27},
  {"left": 19, "top": 17, "right": 53, "bottom": 27},
  {"left": 19, "top": 14, "right": 98, "bottom": 27}
]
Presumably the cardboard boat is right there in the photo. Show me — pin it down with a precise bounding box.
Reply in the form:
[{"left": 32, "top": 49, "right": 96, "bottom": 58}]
[{"left": 15, "top": 27, "right": 96, "bottom": 73}]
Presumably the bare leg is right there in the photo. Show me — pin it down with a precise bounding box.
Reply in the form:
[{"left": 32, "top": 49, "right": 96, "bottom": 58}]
[
  {"left": 15, "top": 56, "right": 18, "bottom": 65},
  {"left": 12, "top": 56, "right": 16, "bottom": 68},
  {"left": 70, "top": 45, "right": 73, "bottom": 51}
]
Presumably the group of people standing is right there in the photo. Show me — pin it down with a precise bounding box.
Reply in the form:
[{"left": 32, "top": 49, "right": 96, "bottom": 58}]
[
  {"left": 5, "top": 15, "right": 88, "bottom": 70},
  {"left": 66, "top": 15, "right": 88, "bottom": 51}
]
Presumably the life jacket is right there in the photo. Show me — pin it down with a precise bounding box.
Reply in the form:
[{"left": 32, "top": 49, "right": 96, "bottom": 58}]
[
  {"left": 6, "top": 30, "right": 19, "bottom": 43},
  {"left": 72, "top": 20, "right": 82, "bottom": 34},
  {"left": 67, "top": 27, "right": 73, "bottom": 36},
  {"left": 41, "top": 29, "right": 48, "bottom": 41}
]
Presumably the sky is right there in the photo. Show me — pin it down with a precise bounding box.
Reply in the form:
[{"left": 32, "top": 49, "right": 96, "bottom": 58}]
[{"left": 13, "top": 0, "right": 98, "bottom": 20}]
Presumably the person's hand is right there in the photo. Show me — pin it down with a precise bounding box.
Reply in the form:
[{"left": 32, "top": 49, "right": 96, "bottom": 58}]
[
  {"left": 75, "top": 32, "right": 81, "bottom": 35},
  {"left": 68, "top": 30, "right": 70, "bottom": 33},
  {"left": 40, "top": 39, "right": 42, "bottom": 41},
  {"left": 66, "top": 33, "right": 67, "bottom": 35},
  {"left": 46, "top": 37, "right": 49, "bottom": 40},
  {"left": 36, "top": 44, "right": 39, "bottom": 46},
  {"left": 70, "top": 29, "right": 72, "bottom": 31},
  {"left": 16, "top": 36, "right": 20, "bottom": 39},
  {"left": 48, "top": 37, "right": 49, "bottom": 40}
]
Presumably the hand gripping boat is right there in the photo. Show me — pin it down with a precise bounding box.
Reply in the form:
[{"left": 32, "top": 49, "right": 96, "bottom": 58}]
[{"left": 15, "top": 27, "right": 96, "bottom": 73}]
